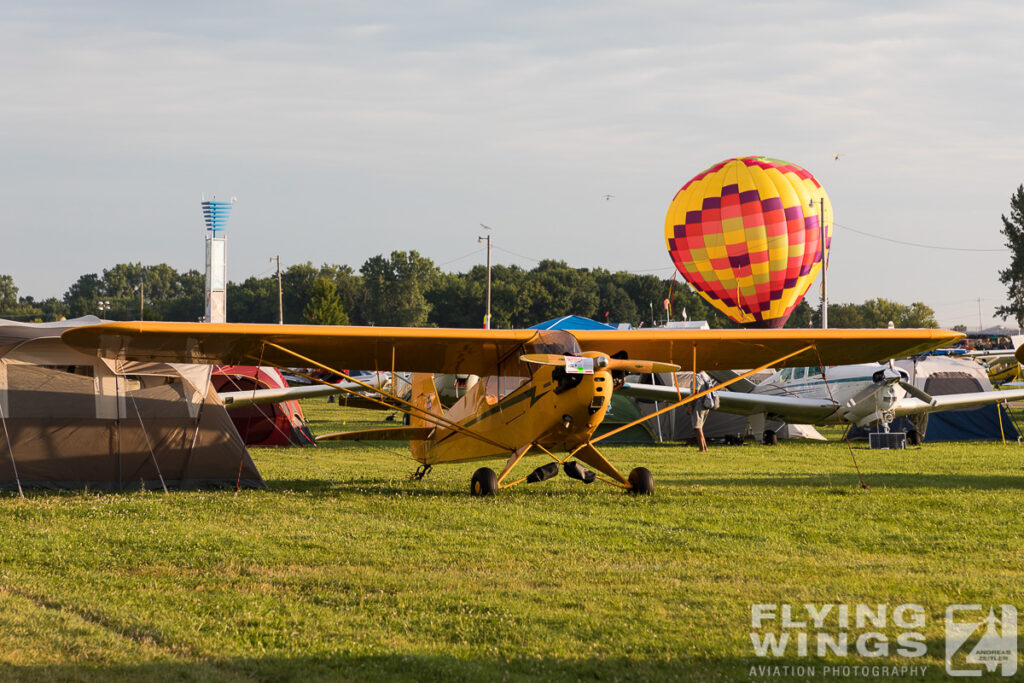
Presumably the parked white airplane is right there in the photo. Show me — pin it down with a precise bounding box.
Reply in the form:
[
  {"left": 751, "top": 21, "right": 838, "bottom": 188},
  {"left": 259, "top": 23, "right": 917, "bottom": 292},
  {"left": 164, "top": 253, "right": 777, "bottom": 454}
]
[{"left": 618, "top": 361, "right": 1024, "bottom": 443}]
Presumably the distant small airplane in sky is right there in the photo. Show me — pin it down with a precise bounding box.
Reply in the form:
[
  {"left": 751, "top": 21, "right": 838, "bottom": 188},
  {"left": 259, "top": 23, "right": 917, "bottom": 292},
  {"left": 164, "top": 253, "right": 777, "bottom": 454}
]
[
  {"left": 603, "top": 194, "right": 614, "bottom": 201},
  {"left": 833, "top": 153, "right": 842, "bottom": 161}
]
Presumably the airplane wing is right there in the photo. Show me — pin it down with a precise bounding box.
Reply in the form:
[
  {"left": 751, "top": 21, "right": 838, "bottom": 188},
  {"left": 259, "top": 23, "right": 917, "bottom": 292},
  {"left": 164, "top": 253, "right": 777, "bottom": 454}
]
[
  {"left": 618, "top": 382, "right": 839, "bottom": 423},
  {"left": 893, "top": 387, "right": 1024, "bottom": 417},
  {"left": 317, "top": 427, "right": 434, "bottom": 441},
  {"left": 218, "top": 377, "right": 385, "bottom": 409},
  {"left": 62, "top": 322, "right": 961, "bottom": 376}
]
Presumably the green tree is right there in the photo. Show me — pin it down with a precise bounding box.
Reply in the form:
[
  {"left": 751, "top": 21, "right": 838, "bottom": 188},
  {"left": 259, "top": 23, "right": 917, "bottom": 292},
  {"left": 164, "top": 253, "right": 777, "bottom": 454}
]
[
  {"left": 901, "top": 301, "right": 938, "bottom": 328},
  {"left": 784, "top": 299, "right": 816, "bottom": 328},
  {"left": 996, "top": 185, "right": 1024, "bottom": 326},
  {"left": 523, "top": 260, "right": 599, "bottom": 323},
  {"left": 228, "top": 276, "right": 278, "bottom": 323},
  {"left": 0, "top": 275, "right": 18, "bottom": 313},
  {"left": 827, "top": 302, "right": 865, "bottom": 328},
  {"left": 303, "top": 277, "right": 349, "bottom": 325},
  {"left": 280, "top": 263, "right": 320, "bottom": 324},
  {"left": 160, "top": 269, "right": 205, "bottom": 322},
  {"left": 361, "top": 251, "right": 439, "bottom": 326},
  {"left": 38, "top": 297, "right": 69, "bottom": 321},
  {"left": 324, "top": 264, "right": 363, "bottom": 325},
  {"left": 427, "top": 271, "right": 475, "bottom": 327},
  {"left": 825, "top": 298, "right": 937, "bottom": 328},
  {"left": 63, "top": 273, "right": 105, "bottom": 318}
]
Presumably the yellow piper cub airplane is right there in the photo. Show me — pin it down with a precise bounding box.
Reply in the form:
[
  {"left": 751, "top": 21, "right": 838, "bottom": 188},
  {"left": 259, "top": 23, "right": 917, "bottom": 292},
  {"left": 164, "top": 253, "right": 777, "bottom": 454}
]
[{"left": 62, "top": 322, "right": 961, "bottom": 496}]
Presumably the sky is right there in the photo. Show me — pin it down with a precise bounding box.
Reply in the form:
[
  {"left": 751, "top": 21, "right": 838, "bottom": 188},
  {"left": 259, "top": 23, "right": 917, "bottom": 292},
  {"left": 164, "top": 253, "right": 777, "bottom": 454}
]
[{"left": 2, "top": 1, "right": 1023, "bottom": 330}]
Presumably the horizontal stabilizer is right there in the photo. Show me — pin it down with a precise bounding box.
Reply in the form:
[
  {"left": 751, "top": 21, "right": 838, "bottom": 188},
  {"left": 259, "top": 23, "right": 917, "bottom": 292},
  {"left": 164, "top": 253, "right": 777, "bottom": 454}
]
[{"left": 317, "top": 426, "right": 434, "bottom": 442}]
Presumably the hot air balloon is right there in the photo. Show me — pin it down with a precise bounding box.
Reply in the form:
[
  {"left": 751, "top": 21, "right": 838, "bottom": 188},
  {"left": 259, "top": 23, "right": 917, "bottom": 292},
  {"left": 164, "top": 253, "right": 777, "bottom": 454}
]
[{"left": 664, "top": 156, "right": 831, "bottom": 328}]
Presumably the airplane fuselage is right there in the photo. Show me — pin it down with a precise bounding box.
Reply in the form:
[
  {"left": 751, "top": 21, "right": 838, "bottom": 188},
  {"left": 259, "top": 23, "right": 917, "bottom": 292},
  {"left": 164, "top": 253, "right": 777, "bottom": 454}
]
[{"left": 417, "top": 358, "right": 612, "bottom": 466}]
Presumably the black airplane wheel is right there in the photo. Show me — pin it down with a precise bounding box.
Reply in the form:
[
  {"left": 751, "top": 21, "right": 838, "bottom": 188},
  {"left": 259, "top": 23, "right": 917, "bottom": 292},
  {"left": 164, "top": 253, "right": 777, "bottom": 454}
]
[
  {"left": 628, "top": 467, "right": 654, "bottom": 496},
  {"left": 471, "top": 467, "right": 498, "bottom": 497}
]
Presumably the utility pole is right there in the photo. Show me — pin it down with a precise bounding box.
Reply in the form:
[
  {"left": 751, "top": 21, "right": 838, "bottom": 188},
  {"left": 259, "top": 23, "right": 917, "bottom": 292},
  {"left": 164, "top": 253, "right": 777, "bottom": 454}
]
[
  {"left": 133, "top": 283, "right": 145, "bottom": 320},
  {"left": 275, "top": 255, "right": 283, "bottom": 324},
  {"left": 978, "top": 297, "right": 983, "bottom": 332},
  {"left": 478, "top": 225, "right": 492, "bottom": 329}
]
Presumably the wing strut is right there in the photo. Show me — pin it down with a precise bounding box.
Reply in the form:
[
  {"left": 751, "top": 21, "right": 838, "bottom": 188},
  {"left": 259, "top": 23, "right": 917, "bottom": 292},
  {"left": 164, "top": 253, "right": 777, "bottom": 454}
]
[
  {"left": 813, "top": 346, "right": 868, "bottom": 489},
  {"left": 256, "top": 341, "right": 513, "bottom": 451},
  {"left": 496, "top": 444, "right": 533, "bottom": 488},
  {"left": 591, "top": 344, "right": 816, "bottom": 445},
  {"left": 570, "top": 443, "right": 630, "bottom": 487}
]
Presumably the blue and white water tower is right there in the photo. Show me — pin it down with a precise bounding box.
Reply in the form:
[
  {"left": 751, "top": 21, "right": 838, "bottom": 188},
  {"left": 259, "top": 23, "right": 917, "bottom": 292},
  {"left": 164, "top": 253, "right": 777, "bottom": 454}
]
[{"left": 201, "top": 196, "right": 235, "bottom": 323}]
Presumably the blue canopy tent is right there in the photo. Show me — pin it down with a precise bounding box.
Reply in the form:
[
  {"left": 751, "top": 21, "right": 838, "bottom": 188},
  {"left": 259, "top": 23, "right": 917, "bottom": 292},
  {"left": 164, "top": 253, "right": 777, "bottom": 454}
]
[{"left": 529, "top": 315, "right": 618, "bottom": 331}]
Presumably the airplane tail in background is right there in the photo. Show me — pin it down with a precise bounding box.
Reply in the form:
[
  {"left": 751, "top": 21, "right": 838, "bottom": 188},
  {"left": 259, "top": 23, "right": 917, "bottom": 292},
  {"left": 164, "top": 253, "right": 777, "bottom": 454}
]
[{"left": 409, "top": 373, "right": 442, "bottom": 462}]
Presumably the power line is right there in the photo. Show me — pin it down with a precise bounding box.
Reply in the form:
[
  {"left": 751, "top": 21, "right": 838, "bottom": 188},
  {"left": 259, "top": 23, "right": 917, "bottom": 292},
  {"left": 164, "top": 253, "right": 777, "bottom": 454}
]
[
  {"left": 492, "top": 245, "right": 542, "bottom": 263},
  {"left": 492, "top": 245, "right": 676, "bottom": 273},
  {"left": 436, "top": 247, "right": 485, "bottom": 268},
  {"left": 629, "top": 265, "right": 677, "bottom": 273},
  {"left": 835, "top": 222, "right": 1005, "bottom": 253}
]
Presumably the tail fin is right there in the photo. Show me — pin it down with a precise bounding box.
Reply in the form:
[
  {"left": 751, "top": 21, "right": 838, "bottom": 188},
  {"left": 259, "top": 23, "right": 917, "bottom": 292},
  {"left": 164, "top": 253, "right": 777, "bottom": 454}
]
[
  {"left": 409, "top": 373, "right": 442, "bottom": 462},
  {"left": 409, "top": 373, "right": 442, "bottom": 428}
]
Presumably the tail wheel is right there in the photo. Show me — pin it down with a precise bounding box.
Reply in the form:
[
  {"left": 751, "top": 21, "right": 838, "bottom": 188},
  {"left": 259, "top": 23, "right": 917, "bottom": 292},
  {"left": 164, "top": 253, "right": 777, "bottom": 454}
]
[
  {"left": 471, "top": 467, "right": 498, "bottom": 497},
  {"left": 628, "top": 467, "right": 654, "bottom": 496}
]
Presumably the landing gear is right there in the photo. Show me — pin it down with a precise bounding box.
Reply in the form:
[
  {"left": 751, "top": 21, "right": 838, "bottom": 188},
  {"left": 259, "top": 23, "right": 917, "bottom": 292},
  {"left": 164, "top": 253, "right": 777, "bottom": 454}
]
[
  {"left": 628, "top": 467, "right": 654, "bottom": 496},
  {"left": 471, "top": 467, "right": 498, "bottom": 497},
  {"left": 907, "top": 430, "right": 921, "bottom": 446},
  {"left": 763, "top": 430, "right": 778, "bottom": 446}
]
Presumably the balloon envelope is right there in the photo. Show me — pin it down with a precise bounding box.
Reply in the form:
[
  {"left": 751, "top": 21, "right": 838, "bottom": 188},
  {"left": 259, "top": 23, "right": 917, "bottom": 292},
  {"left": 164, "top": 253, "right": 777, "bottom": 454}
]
[{"left": 665, "top": 156, "right": 831, "bottom": 328}]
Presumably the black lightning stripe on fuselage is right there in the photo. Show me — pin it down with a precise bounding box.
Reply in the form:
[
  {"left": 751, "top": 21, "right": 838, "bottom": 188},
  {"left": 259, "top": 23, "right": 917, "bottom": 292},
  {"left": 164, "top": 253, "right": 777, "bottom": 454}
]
[
  {"left": 430, "top": 381, "right": 558, "bottom": 448},
  {"left": 453, "top": 383, "right": 553, "bottom": 431}
]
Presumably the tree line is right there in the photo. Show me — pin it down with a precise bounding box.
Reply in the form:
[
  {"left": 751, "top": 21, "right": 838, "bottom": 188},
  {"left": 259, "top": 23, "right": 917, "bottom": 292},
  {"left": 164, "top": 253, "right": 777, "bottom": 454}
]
[{"left": 1, "top": 253, "right": 937, "bottom": 329}]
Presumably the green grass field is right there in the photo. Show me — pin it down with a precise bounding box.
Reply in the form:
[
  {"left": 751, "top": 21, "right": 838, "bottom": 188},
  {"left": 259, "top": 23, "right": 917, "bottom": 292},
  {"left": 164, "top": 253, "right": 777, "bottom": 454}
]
[{"left": 1, "top": 400, "right": 1022, "bottom": 681}]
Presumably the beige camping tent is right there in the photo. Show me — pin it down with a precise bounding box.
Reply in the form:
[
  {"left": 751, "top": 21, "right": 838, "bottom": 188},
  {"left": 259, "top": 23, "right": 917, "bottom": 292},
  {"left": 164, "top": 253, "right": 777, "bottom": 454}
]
[{"left": 0, "top": 317, "right": 264, "bottom": 491}]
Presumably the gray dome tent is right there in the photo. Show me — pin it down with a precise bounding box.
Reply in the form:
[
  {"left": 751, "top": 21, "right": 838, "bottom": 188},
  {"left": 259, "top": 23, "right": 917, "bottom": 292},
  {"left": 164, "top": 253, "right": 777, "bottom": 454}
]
[{"left": 0, "top": 317, "right": 264, "bottom": 491}]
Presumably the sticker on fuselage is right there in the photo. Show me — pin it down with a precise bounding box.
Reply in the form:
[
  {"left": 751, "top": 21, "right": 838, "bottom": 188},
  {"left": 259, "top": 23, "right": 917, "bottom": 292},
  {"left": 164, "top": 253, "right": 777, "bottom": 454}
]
[{"left": 564, "top": 356, "right": 594, "bottom": 374}]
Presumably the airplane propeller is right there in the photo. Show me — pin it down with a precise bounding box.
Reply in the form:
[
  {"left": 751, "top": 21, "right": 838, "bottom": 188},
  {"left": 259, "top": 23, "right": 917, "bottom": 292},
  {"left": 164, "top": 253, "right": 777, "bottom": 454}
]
[
  {"left": 898, "top": 380, "right": 937, "bottom": 406},
  {"left": 881, "top": 360, "right": 937, "bottom": 406},
  {"left": 520, "top": 354, "right": 681, "bottom": 375}
]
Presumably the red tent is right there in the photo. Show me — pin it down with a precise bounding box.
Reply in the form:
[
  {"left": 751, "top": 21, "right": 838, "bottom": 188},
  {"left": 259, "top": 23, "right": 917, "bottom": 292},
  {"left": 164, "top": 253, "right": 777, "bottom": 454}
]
[{"left": 212, "top": 365, "right": 315, "bottom": 446}]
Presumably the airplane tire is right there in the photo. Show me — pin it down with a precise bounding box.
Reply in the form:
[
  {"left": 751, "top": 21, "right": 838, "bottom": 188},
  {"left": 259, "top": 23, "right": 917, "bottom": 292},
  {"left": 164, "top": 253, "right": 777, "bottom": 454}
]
[
  {"left": 907, "top": 430, "right": 921, "bottom": 446},
  {"left": 628, "top": 467, "right": 654, "bottom": 496},
  {"left": 763, "top": 430, "right": 778, "bottom": 446},
  {"left": 471, "top": 467, "right": 498, "bottom": 497}
]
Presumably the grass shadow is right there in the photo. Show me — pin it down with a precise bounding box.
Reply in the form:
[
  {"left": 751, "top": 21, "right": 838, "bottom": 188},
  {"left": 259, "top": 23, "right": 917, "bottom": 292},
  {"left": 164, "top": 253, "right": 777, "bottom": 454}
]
[
  {"left": 0, "top": 653, "right": 733, "bottom": 682},
  {"left": 667, "top": 472, "right": 1024, "bottom": 490}
]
